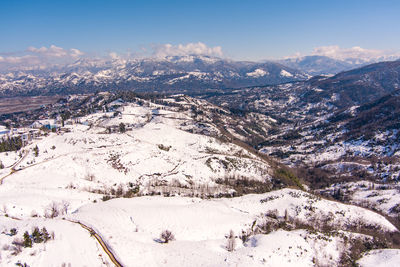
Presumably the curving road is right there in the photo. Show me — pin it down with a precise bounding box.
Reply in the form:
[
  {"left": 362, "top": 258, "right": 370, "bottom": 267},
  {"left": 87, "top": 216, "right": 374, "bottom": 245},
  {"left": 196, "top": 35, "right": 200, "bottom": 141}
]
[
  {"left": 0, "top": 151, "right": 28, "bottom": 184},
  {"left": 67, "top": 219, "right": 124, "bottom": 267}
]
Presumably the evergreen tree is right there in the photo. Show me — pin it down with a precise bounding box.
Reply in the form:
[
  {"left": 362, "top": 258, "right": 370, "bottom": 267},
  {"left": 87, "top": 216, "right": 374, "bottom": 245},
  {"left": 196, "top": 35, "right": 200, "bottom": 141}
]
[
  {"left": 33, "top": 145, "right": 39, "bottom": 157},
  {"left": 32, "top": 227, "right": 43, "bottom": 243},
  {"left": 41, "top": 227, "right": 50, "bottom": 242},
  {"left": 119, "top": 122, "right": 126, "bottom": 133},
  {"left": 23, "top": 231, "right": 32, "bottom": 248}
]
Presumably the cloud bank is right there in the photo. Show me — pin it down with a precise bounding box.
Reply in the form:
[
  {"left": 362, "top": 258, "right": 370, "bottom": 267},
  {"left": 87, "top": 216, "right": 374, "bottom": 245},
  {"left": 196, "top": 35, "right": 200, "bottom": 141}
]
[
  {"left": 0, "top": 42, "right": 223, "bottom": 71},
  {"left": 0, "top": 45, "right": 84, "bottom": 70},
  {"left": 151, "top": 42, "right": 223, "bottom": 58},
  {"left": 289, "top": 45, "right": 400, "bottom": 63}
]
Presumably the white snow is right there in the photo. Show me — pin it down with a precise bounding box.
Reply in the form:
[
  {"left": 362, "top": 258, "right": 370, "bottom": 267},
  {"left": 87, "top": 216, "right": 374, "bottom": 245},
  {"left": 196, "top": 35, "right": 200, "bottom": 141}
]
[
  {"left": 247, "top": 69, "right": 268, "bottom": 78},
  {"left": 280, "top": 69, "right": 293, "bottom": 77}
]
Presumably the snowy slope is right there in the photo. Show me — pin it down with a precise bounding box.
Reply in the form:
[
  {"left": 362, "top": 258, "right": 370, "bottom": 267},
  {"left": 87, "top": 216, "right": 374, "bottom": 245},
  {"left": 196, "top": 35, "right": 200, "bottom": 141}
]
[
  {"left": 68, "top": 190, "right": 396, "bottom": 266},
  {"left": 0, "top": 217, "right": 110, "bottom": 266},
  {"left": 358, "top": 249, "right": 400, "bottom": 267}
]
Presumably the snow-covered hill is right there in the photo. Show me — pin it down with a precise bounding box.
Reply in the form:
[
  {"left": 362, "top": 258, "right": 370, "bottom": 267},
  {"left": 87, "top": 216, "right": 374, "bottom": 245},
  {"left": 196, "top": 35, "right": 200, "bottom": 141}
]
[{"left": 0, "top": 96, "right": 399, "bottom": 266}]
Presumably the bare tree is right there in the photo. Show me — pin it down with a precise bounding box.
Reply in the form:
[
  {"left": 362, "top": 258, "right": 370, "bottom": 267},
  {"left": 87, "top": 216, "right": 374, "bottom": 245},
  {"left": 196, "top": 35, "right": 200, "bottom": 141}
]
[
  {"left": 45, "top": 202, "right": 59, "bottom": 218},
  {"left": 61, "top": 201, "right": 70, "bottom": 215},
  {"left": 284, "top": 209, "right": 289, "bottom": 222},
  {"left": 1, "top": 205, "right": 7, "bottom": 215},
  {"left": 226, "top": 230, "right": 236, "bottom": 252}
]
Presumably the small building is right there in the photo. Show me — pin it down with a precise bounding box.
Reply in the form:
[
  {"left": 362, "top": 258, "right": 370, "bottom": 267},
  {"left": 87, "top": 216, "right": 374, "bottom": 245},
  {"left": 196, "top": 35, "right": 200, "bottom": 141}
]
[{"left": 30, "top": 120, "right": 58, "bottom": 130}]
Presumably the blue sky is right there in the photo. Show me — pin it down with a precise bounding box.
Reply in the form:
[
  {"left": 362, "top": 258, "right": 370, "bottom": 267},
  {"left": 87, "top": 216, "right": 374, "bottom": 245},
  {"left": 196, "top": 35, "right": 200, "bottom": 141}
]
[{"left": 0, "top": 0, "right": 399, "bottom": 60}]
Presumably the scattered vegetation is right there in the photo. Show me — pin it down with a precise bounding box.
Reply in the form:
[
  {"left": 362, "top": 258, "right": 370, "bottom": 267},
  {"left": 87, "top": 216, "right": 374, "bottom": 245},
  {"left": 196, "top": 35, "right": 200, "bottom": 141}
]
[
  {"left": 107, "top": 153, "right": 129, "bottom": 174},
  {"left": 215, "top": 175, "right": 274, "bottom": 196}
]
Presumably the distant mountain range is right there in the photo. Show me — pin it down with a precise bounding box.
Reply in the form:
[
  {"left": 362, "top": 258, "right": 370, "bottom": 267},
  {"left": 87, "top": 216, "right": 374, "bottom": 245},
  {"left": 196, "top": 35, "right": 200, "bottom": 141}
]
[
  {"left": 0, "top": 55, "right": 307, "bottom": 97},
  {"left": 1, "top": 54, "right": 399, "bottom": 98}
]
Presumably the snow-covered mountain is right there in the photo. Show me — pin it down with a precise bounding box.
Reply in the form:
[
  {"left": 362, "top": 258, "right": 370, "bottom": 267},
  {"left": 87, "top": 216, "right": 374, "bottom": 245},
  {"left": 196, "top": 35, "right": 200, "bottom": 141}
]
[{"left": 0, "top": 55, "right": 307, "bottom": 97}]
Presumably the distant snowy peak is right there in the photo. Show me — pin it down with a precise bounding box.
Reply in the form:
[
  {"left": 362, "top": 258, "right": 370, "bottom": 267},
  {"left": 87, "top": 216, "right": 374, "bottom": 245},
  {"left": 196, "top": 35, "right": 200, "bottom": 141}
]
[
  {"left": 247, "top": 68, "right": 269, "bottom": 78},
  {"left": 280, "top": 69, "right": 293, "bottom": 77}
]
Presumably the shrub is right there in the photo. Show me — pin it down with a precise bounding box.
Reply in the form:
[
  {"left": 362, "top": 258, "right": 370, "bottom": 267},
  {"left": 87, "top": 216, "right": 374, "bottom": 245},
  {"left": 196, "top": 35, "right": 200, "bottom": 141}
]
[
  {"left": 11, "top": 239, "right": 23, "bottom": 255},
  {"left": 160, "top": 230, "right": 175, "bottom": 243},
  {"left": 15, "top": 262, "right": 30, "bottom": 267},
  {"left": 10, "top": 228, "right": 17, "bottom": 236},
  {"left": 239, "top": 230, "right": 250, "bottom": 244},
  {"left": 119, "top": 122, "right": 126, "bottom": 133},
  {"left": 158, "top": 144, "right": 171, "bottom": 151},
  {"left": 102, "top": 195, "right": 113, "bottom": 201}
]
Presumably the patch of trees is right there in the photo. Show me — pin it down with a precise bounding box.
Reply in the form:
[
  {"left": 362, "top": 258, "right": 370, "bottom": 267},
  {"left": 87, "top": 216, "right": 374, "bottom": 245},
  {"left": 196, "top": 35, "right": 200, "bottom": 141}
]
[
  {"left": 5, "top": 226, "right": 54, "bottom": 257},
  {"left": 0, "top": 136, "right": 22, "bottom": 152},
  {"left": 273, "top": 168, "right": 304, "bottom": 190},
  {"left": 215, "top": 175, "right": 275, "bottom": 196}
]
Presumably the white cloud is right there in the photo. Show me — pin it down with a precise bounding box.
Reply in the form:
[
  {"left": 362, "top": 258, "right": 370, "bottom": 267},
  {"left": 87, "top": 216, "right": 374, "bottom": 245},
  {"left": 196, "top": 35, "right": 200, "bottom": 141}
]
[
  {"left": 0, "top": 55, "right": 39, "bottom": 64},
  {"left": 0, "top": 45, "right": 84, "bottom": 70},
  {"left": 151, "top": 42, "right": 223, "bottom": 58},
  {"left": 287, "top": 45, "right": 400, "bottom": 63},
  {"left": 70, "top": 48, "right": 84, "bottom": 57},
  {"left": 108, "top": 52, "right": 120, "bottom": 60},
  {"left": 310, "top": 45, "right": 400, "bottom": 63},
  {"left": 27, "top": 45, "right": 83, "bottom": 58}
]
